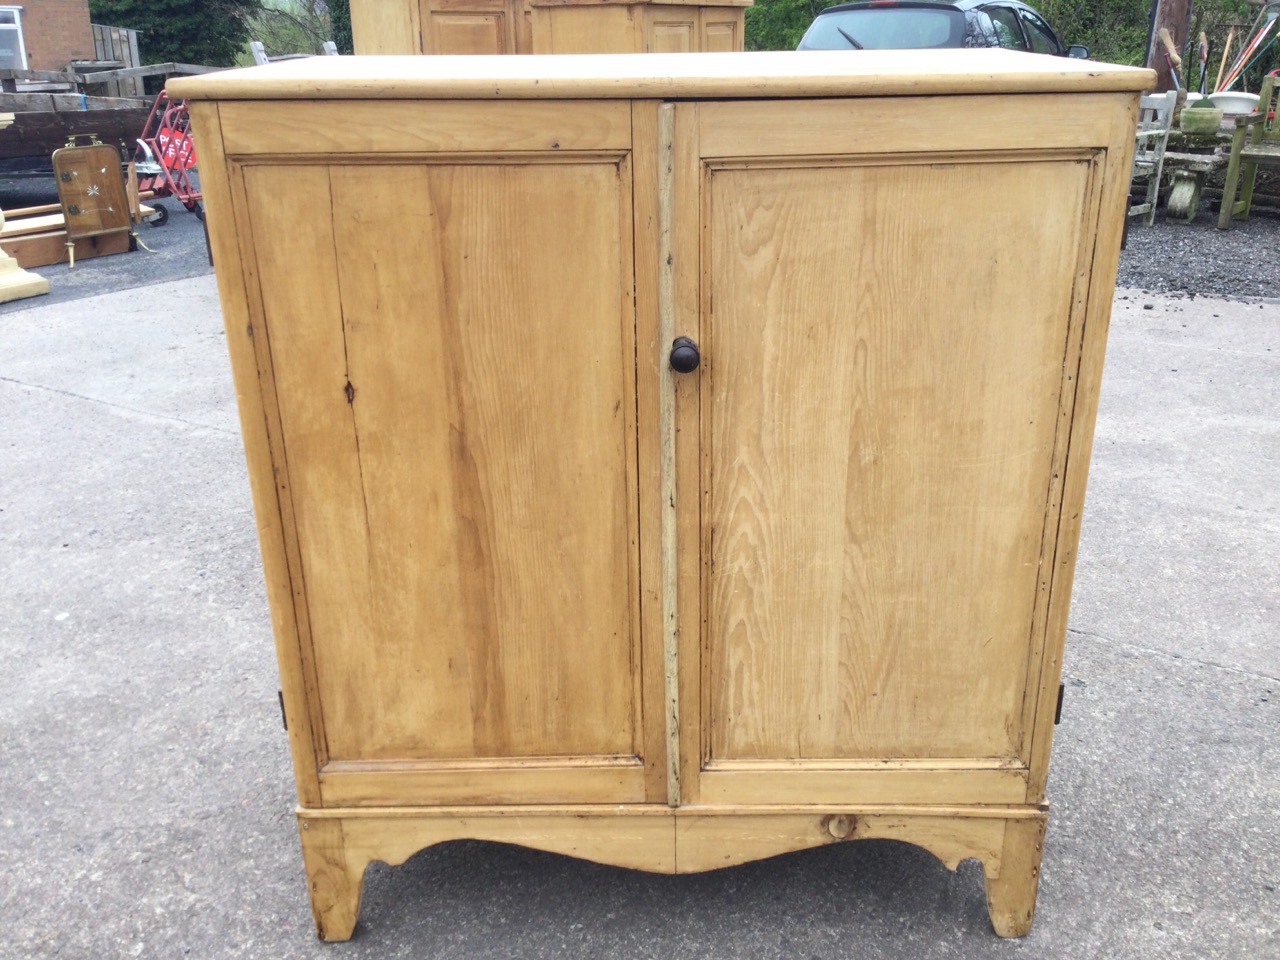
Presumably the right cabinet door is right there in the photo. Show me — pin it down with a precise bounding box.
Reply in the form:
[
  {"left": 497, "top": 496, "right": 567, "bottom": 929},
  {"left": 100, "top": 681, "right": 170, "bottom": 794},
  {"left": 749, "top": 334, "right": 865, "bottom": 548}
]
[{"left": 676, "top": 96, "right": 1119, "bottom": 806}]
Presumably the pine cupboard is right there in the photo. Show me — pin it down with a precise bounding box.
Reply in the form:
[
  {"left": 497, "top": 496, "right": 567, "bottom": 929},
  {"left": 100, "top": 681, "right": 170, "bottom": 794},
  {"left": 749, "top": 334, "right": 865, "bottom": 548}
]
[
  {"left": 169, "top": 50, "right": 1153, "bottom": 941},
  {"left": 350, "top": 0, "right": 751, "bottom": 55}
]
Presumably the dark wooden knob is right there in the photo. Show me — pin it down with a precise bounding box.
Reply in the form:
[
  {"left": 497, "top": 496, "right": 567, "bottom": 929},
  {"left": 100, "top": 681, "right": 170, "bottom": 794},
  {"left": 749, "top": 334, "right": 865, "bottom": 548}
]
[{"left": 670, "top": 336, "right": 700, "bottom": 373}]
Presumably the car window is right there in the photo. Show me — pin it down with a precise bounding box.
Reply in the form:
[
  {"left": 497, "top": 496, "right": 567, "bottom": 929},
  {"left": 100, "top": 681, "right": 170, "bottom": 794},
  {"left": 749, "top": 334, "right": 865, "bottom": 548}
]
[
  {"left": 965, "top": 12, "right": 998, "bottom": 48},
  {"left": 1019, "top": 9, "right": 1061, "bottom": 54},
  {"left": 983, "top": 6, "right": 1028, "bottom": 51},
  {"left": 798, "top": 9, "right": 967, "bottom": 50}
]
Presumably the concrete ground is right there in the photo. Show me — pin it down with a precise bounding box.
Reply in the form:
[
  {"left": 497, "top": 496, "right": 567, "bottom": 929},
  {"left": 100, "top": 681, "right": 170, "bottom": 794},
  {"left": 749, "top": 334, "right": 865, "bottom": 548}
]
[{"left": 0, "top": 274, "right": 1276, "bottom": 959}]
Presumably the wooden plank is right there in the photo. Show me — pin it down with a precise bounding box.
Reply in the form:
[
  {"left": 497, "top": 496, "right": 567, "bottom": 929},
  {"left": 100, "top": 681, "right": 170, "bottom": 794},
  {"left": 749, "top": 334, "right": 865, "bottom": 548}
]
[
  {"left": 0, "top": 107, "right": 151, "bottom": 162},
  {"left": 670, "top": 100, "right": 702, "bottom": 805},
  {"left": 695, "top": 768, "right": 1030, "bottom": 806},
  {"left": 657, "top": 101, "right": 680, "bottom": 807},
  {"left": 0, "top": 207, "right": 151, "bottom": 243},
  {"left": 698, "top": 94, "right": 1122, "bottom": 158},
  {"left": 299, "top": 802, "right": 1047, "bottom": 820},
  {"left": 1, "top": 212, "right": 65, "bottom": 238},
  {"left": 167, "top": 49, "right": 1154, "bottom": 102},
  {"left": 217, "top": 99, "right": 631, "bottom": 156},
  {"left": 2, "top": 202, "right": 62, "bottom": 220},
  {"left": 631, "top": 100, "right": 671, "bottom": 805},
  {"left": 318, "top": 762, "right": 647, "bottom": 806},
  {"left": 0, "top": 228, "right": 129, "bottom": 268}
]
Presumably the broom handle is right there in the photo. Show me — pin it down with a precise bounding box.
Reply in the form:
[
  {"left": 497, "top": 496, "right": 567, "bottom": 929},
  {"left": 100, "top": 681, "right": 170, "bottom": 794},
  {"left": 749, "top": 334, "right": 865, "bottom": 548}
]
[{"left": 1216, "top": 25, "right": 1237, "bottom": 92}]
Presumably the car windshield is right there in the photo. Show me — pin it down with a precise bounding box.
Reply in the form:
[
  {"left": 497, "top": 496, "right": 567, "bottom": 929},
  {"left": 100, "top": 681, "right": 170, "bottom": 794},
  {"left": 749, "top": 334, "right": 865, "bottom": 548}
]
[{"left": 799, "top": 8, "right": 967, "bottom": 50}]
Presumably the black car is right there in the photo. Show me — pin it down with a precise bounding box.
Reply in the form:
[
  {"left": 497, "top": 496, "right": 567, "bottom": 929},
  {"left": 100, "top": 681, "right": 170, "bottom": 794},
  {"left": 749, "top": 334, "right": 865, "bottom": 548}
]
[{"left": 797, "top": 0, "right": 1089, "bottom": 58}]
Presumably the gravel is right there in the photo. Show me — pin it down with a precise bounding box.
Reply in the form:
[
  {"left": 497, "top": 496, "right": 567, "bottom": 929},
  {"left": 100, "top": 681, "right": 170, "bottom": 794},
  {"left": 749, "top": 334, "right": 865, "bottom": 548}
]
[{"left": 1118, "top": 213, "right": 1280, "bottom": 300}]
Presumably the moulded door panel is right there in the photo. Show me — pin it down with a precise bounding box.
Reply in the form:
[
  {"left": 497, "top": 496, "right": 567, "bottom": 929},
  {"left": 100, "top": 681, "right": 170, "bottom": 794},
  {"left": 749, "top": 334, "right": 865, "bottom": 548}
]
[
  {"left": 647, "top": 12, "right": 697, "bottom": 52},
  {"left": 421, "top": 0, "right": 515, "bottom": 53},
  {"left": 234, "top": 120, "right": 649, "bottom": 804},
  {"left": 700, "top": 11, "right": 742, "bottom": 52},
  {"left": 686, "top": 102, "right": 1101, "bottom": 804}
]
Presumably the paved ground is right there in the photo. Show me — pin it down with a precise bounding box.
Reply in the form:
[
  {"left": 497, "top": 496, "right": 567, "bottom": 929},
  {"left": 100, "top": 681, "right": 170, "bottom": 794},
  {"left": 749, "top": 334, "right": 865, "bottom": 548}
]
[{"left": 1, "top": 239, "right": 1277, "bottom": 956}]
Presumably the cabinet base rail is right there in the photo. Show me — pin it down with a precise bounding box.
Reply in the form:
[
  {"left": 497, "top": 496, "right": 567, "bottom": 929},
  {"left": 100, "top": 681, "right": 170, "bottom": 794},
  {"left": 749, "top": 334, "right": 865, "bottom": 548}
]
[{"left": 297, "top": 803, "right": 1048, "bottom": 941}]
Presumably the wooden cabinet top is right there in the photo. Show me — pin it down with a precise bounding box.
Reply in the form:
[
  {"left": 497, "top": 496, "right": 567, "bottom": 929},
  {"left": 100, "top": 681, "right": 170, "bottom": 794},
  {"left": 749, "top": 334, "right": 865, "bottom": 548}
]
[{"left": 169, "top": 49, "right": 1153, "bottom": 101}]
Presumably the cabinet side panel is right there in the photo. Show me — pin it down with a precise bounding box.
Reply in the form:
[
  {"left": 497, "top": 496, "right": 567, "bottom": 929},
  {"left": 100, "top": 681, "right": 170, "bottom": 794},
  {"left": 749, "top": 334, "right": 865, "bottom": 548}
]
[
  {"left": 1026, "top": 97, "right": 1142, "bottom": 800},
  {"left": 189, "top": 103, "right": 323, "bottom": 804},
  {"left": 704, "top": 157, "right": 1089, "bottom": 763},
  {"left": 240, "top": 159, "right": 640, "bottom": 769}
]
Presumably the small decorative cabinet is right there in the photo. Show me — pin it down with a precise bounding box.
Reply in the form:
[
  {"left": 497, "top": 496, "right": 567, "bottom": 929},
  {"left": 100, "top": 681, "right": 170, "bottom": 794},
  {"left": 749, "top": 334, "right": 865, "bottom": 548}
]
[
  {"left": 350, "top": 0, "right": 751, "bottom": 55},
  {"left": 170, "top": 51, "right": 1151, "bottom": 940}
]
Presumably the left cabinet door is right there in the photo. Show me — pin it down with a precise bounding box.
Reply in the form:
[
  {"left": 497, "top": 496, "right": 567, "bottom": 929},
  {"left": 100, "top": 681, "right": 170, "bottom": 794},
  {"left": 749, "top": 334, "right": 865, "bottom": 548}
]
[{"left": 206, "top": 100, "right": 659, "bottom": 806}]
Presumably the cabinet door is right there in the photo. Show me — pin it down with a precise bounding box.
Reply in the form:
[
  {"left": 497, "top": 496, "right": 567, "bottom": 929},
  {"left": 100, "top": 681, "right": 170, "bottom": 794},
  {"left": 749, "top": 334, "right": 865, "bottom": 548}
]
[
  {"left": 420, "top": 0, "right": 516, "bottom": 54},
  {"left": 645, "top": 10, "right": 698, "bottom": 52},
  {"left": 671, "top": 97, "right": 1123, "bottom": 806},
  {"left": 219, "top": 101, "right": 660, "bottom": 806},
  {"left": 699, "top": 10, "right": 742, "bottom": 52}
]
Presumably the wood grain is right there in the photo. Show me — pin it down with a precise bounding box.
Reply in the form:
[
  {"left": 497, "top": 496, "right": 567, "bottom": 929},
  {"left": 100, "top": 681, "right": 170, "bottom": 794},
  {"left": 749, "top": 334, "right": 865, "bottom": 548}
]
[
  {"left": 238, "top": 151, "right": 645, "bottom": 797},
  {"left": 421, "top": 0, "right": 517, "bottom": 54},
  {"left": 632, "top": 100, "right": 672, "bottom": 804},
  {"left": 350, "top": 0, "right": 418, "bottom": 54},
  {"left": 533, "top": 6, "right": 638, "bottom": 53},
  {"left": 218, "top": 100, "right": 632, "bottom": 157},
  {"left": 192, "top": 63, "right": 1142, "bottom": 939},
  {"left": 167, "top": 50, "right": 1154, "bottom": 103},
  {"left": 982, "top": 814, "right": 1048, "bottom": 937},
  {"left": 698, "top": 95, "right": 1122, "bottom": 158},
  {"left": 674, "top": 810, "right": 1007, "bottom": 873},
  {"left": 700, "top": 156, "right": 1091, "bottom": 773}
]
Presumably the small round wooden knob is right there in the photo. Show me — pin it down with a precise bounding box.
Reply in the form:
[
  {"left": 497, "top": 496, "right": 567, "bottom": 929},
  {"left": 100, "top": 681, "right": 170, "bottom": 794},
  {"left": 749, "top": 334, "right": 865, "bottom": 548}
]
[
  {"left": 825, "top": 814, "right": 856, "bottom": 840},
  {"left": 670, "top": 336, "right": 700, "bottom": 373}
]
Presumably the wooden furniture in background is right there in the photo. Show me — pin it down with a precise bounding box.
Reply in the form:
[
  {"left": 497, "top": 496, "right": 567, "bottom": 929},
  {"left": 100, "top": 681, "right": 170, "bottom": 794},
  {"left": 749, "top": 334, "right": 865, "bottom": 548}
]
[
  {"left": 1218, "top": 74, "right": 1280, "bottom": 229},
  {"left": 170, "top": 50, "right": 1152, "bottom": 941},
  {"left": 351, "top": 0, "right": 751, "bottom": 54},
  {"left": 1128, "top": 90, "right": 1177, "bottom": 226},
  {"left": 0, "top": 111, "right": 49, "bottom": 301},
  {"left": 52, "top": 141, "right": 133, "bottom": 268}
]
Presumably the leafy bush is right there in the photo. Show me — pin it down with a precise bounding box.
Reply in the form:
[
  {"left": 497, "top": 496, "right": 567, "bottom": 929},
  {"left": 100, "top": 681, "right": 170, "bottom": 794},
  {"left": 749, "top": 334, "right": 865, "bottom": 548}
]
[{"left": 89, "top": 0, "right": 263, "bottom": 66}]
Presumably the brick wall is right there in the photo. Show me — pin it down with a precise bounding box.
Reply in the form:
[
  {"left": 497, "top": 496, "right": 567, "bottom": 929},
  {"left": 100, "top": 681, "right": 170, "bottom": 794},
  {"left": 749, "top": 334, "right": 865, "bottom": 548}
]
[{"left": 15, "top": 1, "right": 95, "bottom": 70}]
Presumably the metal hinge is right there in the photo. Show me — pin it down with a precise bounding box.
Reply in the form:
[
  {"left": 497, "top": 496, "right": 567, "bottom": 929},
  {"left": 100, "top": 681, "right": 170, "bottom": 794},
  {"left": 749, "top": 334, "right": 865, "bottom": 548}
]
[
  {"left": 1054, "top": 683, "right": 1065, "bottom": 725},
  {"left": 278, "top": 690, "right": 288, "bottom": 731}
]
